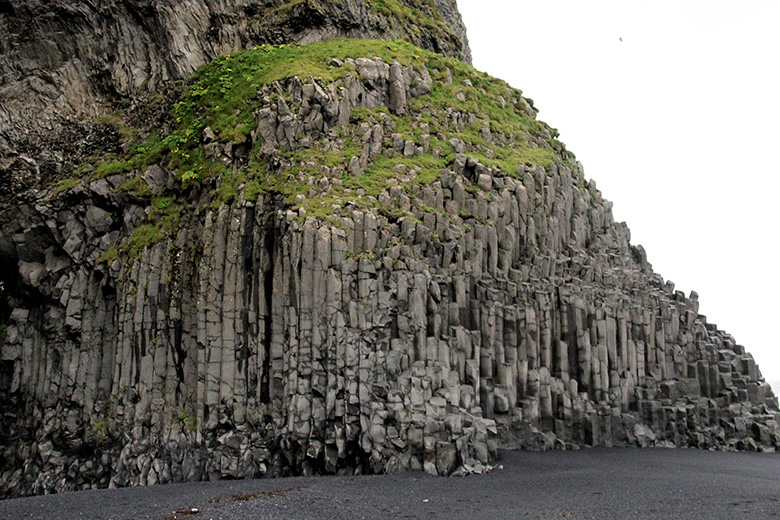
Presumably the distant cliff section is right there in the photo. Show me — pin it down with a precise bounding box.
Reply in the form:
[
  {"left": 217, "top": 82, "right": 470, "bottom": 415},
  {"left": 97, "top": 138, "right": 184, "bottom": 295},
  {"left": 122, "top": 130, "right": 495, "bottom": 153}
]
[{"left": 0, "top": 0, "right": 470, "bottom": 196}]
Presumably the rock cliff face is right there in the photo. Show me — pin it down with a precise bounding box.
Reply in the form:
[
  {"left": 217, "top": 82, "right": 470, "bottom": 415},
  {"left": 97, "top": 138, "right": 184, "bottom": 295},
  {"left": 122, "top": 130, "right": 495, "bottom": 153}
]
[
  {"left": 0, "top": 0, "right": 469, "bottom": 201},
  {"left": 1, "top": 1, "right": 778, "bottom": 500},
  {"left": 0, "top": 0, "right": 469, "bottom": 142}
]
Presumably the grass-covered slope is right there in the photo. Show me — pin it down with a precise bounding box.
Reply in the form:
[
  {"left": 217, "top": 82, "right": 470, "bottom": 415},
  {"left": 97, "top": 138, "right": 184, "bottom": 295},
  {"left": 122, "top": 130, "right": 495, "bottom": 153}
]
[{"left": 61, "top": 38, "right": 572, "bottom": 260}]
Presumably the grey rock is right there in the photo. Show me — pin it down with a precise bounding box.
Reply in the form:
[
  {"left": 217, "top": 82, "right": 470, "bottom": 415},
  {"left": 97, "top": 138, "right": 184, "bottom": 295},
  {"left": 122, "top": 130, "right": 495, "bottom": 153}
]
[
  {"left": 0, "top": 17, "right": 777, "bottom": 500},
  {"left": 477, "top": 174, "right": 493, "bottom": 191},
  {"left": 388, "top": 64, "right": 408, "bottom": 116},
  {"left": 349, "top": 156, "right": 363, "bottom": 177},
  {"left": 85, "top": 207, "right": 112, "bottom": 234},
  {"left": 0, "top": 0, "right": 471, "bottom": 148}
]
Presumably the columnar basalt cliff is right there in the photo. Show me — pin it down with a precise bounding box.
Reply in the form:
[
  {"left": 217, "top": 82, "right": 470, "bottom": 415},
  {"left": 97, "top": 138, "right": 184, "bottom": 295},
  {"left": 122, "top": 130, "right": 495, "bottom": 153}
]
[
  {"left": 1, "top": 1, "right": 778, "bottom": 499},
  {"left": 0, "top": 0, "right": 470, "bottom": 201}
]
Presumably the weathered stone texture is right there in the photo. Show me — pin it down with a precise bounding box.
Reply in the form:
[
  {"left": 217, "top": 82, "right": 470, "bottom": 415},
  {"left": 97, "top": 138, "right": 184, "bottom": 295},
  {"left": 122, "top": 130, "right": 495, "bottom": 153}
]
[
  {"left": 0, "top": 51, "right": 778, "bottom": 499},
  {"left": 0, "top": 0, "right": 470, "bottom": 147}
]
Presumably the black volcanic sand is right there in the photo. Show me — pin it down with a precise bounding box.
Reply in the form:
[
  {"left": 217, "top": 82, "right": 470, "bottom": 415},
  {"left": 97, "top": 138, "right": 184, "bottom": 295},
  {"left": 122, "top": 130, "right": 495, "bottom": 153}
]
[{"left": 2, "top": 448, "right": 780, "bottom": 520}]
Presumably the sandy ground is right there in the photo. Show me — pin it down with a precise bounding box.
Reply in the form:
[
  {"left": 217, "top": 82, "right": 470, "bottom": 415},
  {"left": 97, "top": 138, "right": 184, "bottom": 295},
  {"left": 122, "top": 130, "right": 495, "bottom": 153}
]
[{"left": 1, "top": 447, "right": 779, "bottom": 520}]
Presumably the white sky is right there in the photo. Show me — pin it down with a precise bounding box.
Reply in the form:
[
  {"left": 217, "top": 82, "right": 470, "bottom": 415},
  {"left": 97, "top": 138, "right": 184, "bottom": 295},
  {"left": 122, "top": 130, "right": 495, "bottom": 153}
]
[{"left": 457, "top": 0, "right": 780, "bottom": 386}]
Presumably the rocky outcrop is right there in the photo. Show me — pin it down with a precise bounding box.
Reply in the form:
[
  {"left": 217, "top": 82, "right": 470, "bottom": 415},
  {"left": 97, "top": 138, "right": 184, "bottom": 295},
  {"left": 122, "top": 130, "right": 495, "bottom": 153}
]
[
  {"left": 0, "top": 1, "right": 777, "bottom": 500},
  {"left": 0, "top": 0, "right": 470, "bottom": 203},
  {"left": 0, "top": 0, "right": 469, "bottom": 147},
  {"left": 1, "top": 41, "right": 777, "bottom": 498}
]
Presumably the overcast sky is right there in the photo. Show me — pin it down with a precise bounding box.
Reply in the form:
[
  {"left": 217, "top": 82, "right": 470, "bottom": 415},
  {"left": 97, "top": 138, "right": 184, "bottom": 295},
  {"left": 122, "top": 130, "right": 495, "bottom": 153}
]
[{"left": 457, "top": 0, "right": 780, "bottom": 387}]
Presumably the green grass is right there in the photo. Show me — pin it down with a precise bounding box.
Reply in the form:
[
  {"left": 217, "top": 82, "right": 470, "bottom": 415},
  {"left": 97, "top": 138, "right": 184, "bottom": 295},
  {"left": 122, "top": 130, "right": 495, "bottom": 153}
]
[
  {"left": 97, "top": 246, "right": 118, "bottom": 265},
  {"left": 193, "top": 38, "right": 559, "bottom": 210},
  {"left": 77, "top": 37, "right": 569, "bottom": 260},
  {"left": 116, "top": 176, "right": 153, "bottom": 196},
  {"left": 175, "top": 40, "right": 397, "bottom": 141},
  {"left": 124, "top": 224, "right": 163, "bottom": 259},
  {"left": 177, "top": 410, "right": 198, "bottom": 431},
  {"left": 119, "top": 196, "right": 183, "bottom": 260},
  {"left": 228, "top": 40, "right": 558, "bottom": 213},
  {"left": 93, "top": 418, "right": 109, "bottom": 445},
  {"left": 92, "top": 135, "right": 168, "bottom": 180},
  {"left": 90, "top": 37, "right": 560, "bottom": 189},
  {"left": 52, "top": 177, "right": 81, "bottom": 196},
  {"left": 105, "top": 39, "right": 440, "bottom": 187},
  {"left": 368, "top": 0, "right": 457, "bottom": 44}
]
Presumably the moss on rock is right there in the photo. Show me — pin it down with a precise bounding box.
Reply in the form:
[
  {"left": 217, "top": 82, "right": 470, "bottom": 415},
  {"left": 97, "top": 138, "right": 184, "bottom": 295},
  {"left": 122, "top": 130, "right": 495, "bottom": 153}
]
[{"left": 70, "top": 38, "right": 573, "bottom": 259}]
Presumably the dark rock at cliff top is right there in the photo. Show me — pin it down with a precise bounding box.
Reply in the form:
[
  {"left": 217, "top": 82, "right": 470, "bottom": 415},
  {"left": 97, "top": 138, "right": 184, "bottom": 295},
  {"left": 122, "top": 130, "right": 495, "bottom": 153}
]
[
  {"left": 0, "top": 0, "right": 468, "bottom": 144},
  {"left": 0, "top": 0, "right": 777, "bottom": 499},
  {"left": 0, "top": 0, "right": 469, "bottom": 201}
]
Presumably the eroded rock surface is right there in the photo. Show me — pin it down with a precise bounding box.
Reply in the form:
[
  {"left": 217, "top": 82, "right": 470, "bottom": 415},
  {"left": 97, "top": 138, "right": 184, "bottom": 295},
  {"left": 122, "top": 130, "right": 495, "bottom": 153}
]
[
  {"left": 0, "top": 0, "right": 470, "bottom": 205},
  {"left": 0, "top": 0, "right": 469, "bottom": 145},
  {"left": 0, "top": 1, "right": 777, "bottom": 500}
]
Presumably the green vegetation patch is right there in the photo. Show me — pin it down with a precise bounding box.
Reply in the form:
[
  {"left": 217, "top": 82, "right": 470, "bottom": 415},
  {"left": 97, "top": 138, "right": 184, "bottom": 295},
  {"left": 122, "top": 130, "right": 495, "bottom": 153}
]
[
  {"left": 174, "top": 39, "right": 425, "bottom": 147},
  {"left": 368, "top": 0, "right": 457, "bottom": 43},
  {"left": 120, "top": 196, "right": 183, "bottom": 260},
  {"left": 82, "top": 37, "right": 569, "bottom": 259},
  {"left": 52, "top": 177, "right": 81, "bottom": 196}
]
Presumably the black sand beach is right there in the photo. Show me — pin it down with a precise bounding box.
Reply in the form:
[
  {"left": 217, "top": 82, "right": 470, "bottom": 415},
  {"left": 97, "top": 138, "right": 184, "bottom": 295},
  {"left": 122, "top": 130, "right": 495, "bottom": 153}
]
[{"left": 2, "top": 448, "right": 779, "bottom": 520}]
